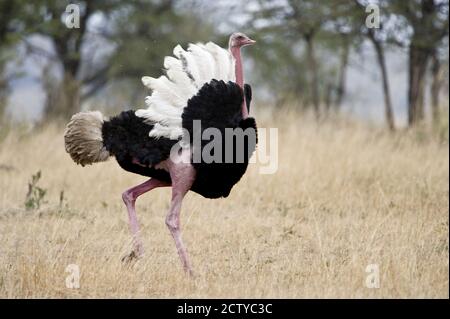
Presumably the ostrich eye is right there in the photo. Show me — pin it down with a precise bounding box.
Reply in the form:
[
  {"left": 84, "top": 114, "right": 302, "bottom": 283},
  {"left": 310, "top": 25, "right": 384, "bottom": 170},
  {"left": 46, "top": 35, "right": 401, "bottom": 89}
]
[{"left": 237, "top": 35, "right": 244, "bottom": 40}]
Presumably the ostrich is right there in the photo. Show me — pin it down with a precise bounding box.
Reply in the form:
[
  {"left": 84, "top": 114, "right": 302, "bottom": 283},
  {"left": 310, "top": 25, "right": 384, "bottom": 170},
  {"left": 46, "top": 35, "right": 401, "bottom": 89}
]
[{"left": 64, "top": 33, "right": 257, "bottom": 275}]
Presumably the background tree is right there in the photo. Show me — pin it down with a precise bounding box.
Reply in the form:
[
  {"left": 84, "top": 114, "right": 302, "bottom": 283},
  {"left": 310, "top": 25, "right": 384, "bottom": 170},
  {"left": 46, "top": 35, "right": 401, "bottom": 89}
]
[
  {"left": 389, "top": 0, "right": 449, "bottom": 126},
  {"left": 18, "top": 0, "right": 120, "bottom": 118},
  {"left": 430, "top": 44, "right": 448, "bottom": 125},
  {"left": 0, "top": 0, "right": 23, "bottom": 122},
  {"left": 248, "top": 0, "right": 349, "bottom": 117},
  {"left": 349, "top": 0, "right": 396, "bottom": 130}
]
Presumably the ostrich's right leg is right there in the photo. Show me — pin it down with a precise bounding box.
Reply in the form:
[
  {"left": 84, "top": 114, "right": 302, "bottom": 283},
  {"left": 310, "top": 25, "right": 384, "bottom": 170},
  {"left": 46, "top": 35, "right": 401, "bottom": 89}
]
[
  {"left": 165, "top": 152, "right": 196, "bottom": 275},
  {"left": 122, "top": 178, "right": 169, "bottom": 260}
]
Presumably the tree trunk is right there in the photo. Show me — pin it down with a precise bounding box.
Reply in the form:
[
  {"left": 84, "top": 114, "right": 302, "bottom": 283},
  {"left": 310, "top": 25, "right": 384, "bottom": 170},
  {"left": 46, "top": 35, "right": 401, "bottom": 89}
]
[
  {"left": 370, "top": 34, "right": 395, "bottom": 131},
  {"left": 305, "top": 35, "right": 320, "bottom": 118},
  {"left": 408, "top": 43, "right": 431, "bottom": 126},
  {"left": 44, "top": 71, "right": 80, "bottom": 119},
  {"left": 324, "top": 82, "right": 333, "bottom": 114},
  {"left": 430, "top": 51, "right": 444, "bottom": 126},
  {"left": 63, "top": 72, "right": 81, "bottom": 117},
  {"left": 0, "top": 69, "right": 7, "bottom": 122},
  {"left": 335, "top": 36, "right": 350, "bottom": 109}
]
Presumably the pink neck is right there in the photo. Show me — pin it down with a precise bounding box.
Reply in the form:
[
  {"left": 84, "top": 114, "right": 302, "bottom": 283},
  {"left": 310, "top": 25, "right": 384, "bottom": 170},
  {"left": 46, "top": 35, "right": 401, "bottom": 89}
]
[{"left": 230, "top": 46, "right": 248, "bottom": 119}]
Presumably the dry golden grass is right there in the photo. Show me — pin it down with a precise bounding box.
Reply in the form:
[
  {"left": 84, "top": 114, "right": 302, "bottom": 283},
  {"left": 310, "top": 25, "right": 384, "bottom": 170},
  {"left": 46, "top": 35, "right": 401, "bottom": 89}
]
[{"left": 0, "top": 109, "right": 448, "bottom": 298}]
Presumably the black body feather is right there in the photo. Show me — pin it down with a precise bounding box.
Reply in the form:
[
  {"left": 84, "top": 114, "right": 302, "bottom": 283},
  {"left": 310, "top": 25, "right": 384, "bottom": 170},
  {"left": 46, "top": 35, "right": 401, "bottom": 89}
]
[
  {"left": 101, "top": 81, "right": 257, "bottom": 199},
  {"left": 244, "top": 83, "right": 252, "bottom": 113},
  {"left": 102, "top": 110, "right": 173, "bottom": 183},
  {"left": 182, "top": 80, "right": 258, "bottom": 198}
]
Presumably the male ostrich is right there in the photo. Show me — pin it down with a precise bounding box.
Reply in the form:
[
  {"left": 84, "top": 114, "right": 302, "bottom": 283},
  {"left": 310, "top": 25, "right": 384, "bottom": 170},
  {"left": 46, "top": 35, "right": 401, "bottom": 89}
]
[{"left": 64, "top": 33, "right": 256, "bottom": 275}]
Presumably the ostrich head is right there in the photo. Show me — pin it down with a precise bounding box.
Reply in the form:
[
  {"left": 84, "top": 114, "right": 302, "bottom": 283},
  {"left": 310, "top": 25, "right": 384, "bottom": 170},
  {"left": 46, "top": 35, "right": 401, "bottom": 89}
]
[{"left": 229, "top": 32, "right": 256, "bottom": 48}]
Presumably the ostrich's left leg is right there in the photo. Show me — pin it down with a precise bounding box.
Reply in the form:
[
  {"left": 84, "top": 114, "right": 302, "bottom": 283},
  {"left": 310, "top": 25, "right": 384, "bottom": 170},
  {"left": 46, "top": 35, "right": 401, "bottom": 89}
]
[
  {"left": 166, "top": 161, "right": 196, "bottom": 275},
  {"left": 122, "top": 178, "right": 169, "bottom": 261}
]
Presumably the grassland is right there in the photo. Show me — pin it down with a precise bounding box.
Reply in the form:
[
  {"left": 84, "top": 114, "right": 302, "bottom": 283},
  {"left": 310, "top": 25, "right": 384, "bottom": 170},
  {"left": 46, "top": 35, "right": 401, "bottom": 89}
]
[{"left": 0, "top": 109, "right": 448, "bottom": 298}]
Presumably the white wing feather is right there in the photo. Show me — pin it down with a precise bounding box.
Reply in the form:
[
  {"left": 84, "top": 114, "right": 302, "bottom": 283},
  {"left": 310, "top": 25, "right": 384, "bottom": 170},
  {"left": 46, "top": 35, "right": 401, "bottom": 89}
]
[
  {"left": 136, "top": 41, "right": 236, "bottom": 139},
  {"left": 188, "top": 43, "right": 216, "bottom": 83},
  {"left": 204, "top": 42, "right": 235, "bottom": 82}
]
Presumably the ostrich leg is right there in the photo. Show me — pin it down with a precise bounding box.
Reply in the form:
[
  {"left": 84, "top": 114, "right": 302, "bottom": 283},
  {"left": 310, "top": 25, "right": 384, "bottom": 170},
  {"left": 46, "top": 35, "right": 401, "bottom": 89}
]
[
  {"left": 122, "top": 178, "right": 169, "bottom": 261},
  {"left": 166, "top": 154, "right": 196, "bottom": 275}
]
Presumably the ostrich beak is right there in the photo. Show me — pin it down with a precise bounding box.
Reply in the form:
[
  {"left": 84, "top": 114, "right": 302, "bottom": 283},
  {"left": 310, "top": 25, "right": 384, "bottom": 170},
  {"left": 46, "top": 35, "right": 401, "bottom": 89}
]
[{"left": 244, "top": 38, "right": 256, "bottom": 46}]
